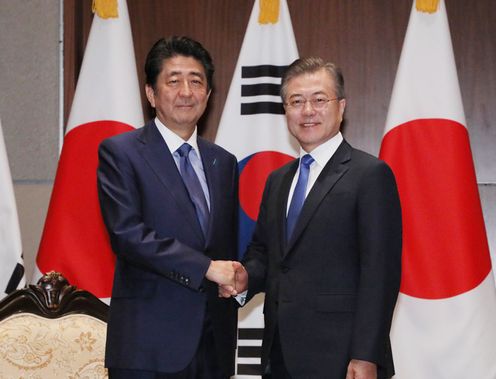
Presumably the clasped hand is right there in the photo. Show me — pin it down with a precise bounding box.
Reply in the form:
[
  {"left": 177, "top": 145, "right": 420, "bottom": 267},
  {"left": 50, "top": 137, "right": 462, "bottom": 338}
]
[{"left": 205, "top": 260, "right": 248, "bottom": 298}]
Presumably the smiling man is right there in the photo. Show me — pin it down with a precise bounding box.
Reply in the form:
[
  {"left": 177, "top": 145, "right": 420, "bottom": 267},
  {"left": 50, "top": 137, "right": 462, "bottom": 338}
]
[
  {"left": 227, "top": 57, "right": 403, "bottom": 379},
  {"left": 97, "top": 36, "right": 239, "bottom": 379}
]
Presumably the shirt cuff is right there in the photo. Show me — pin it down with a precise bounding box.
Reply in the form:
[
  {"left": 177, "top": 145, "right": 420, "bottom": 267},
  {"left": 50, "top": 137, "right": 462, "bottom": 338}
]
[{"left": 234, "top": 290, "right": 248, "bottom": 306}]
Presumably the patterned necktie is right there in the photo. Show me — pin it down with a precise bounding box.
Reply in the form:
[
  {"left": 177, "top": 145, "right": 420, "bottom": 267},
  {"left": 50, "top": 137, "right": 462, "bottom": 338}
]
[
  {"left": 286, "top": 154, "right": 315, "bottom": 241},
  {"left": 177, "top": 143, "right": 209, "bottom": 237}
]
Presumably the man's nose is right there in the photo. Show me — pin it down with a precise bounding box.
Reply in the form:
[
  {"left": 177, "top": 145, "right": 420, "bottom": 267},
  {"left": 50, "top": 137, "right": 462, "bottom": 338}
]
[
  {"left": 302, "top": 100, "right": 316, "bottom": 115},
  {"left": 178, "top": 81, "right": 193, "bottom": 96}
]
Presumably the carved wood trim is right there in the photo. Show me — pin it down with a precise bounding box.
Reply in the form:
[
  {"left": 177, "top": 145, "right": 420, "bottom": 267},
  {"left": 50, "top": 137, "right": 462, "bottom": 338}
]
[{"left": 0, "top": 272, "right": 108, "bottom": 322}]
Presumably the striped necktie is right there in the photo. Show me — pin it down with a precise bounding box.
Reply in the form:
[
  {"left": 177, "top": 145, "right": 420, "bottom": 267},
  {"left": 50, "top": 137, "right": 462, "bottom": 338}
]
[
  {"left": 177, "top": 143, "right": 209, "bottom": 237},
  {"left": 286, "top": 154, "right": 314, "bottom": 241}
]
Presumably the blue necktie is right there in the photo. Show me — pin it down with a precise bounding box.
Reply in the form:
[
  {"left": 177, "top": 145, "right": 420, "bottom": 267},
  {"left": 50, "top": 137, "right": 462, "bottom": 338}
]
[
  {"left": 286, "top": 154, "right": 314, "bottom": 241},
  {"left": 177, "top": 143, "right": 209, "bottom": 237}
]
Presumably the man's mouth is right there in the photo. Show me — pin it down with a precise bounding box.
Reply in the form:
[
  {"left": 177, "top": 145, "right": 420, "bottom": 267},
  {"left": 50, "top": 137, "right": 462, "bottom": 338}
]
[{"left": 301, "top": 122, "right": 318, "bottom": 127}]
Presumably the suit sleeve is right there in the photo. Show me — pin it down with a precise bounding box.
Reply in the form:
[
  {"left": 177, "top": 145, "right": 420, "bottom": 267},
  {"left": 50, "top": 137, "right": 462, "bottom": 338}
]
[
  {"left": 97, "top": 138, "right": 211, "bottom": 291},
  {"left": 242, "top": 173, "right": 274, "bottom": 300},
  {"left": 351, "top": 161, "right": 402, "bottom": 367}
]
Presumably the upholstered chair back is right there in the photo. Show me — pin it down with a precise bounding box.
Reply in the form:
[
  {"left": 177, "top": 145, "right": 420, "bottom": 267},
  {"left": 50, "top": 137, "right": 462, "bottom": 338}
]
[{"left": 0, "top": 271, "right": 109, "bottom": 378}]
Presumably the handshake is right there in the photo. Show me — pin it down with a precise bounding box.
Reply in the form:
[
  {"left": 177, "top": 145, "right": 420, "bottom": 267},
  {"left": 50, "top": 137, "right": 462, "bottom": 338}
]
[{"left": 206, "top": 260, "right": 248, "bottom": 298}]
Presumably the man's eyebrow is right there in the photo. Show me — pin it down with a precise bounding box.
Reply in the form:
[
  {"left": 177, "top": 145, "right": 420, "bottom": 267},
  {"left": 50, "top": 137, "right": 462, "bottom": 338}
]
[
  {"left": 167, "top": 70, "right": 205, "bottom": 78},
  {"left": 288, "top": 90, "right": 327, "bottom": 98},
  {"left": 188, "top": 71, "right": 205, "bottom": 78}
]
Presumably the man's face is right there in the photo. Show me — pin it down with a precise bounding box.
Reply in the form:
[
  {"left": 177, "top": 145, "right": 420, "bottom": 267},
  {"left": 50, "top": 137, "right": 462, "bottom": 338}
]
[
  {"left": 283, "top": 68, "right": 346, "bottom": 152},
  {"left": 145, "top": 55, "right": 210, "bottom": 139}
]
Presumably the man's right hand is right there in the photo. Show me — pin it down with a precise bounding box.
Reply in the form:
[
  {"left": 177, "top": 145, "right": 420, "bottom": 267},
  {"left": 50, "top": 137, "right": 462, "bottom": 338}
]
[
  {"left": 205, "top": 260, "right": 237, "bottom": 287},
  {"left": 218, "top": 262, "right": 248, "bottom": 298}
]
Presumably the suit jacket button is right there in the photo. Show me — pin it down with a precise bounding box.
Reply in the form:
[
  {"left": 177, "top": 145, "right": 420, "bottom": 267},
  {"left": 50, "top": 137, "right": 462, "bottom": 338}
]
[{"left": 280, "top": 265, "right": 289, "bottom": 273}]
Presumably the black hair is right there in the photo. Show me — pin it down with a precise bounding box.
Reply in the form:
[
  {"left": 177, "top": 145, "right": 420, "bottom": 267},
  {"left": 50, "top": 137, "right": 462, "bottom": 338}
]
[{"left": 144, "top": 36, "right": 214, "bottom": 90}]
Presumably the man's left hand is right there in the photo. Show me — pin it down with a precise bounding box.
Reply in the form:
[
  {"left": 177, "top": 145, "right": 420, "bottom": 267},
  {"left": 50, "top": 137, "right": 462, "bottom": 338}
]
[{"left": 345, "top": 359, "right": 377, "bottom": 379}]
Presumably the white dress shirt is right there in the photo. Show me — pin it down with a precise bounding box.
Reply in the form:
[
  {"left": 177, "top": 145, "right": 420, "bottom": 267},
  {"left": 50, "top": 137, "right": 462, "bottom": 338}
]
[
  {"left": 154, "top": 117, "right": 210, "bottom": 210},
  {"left": 286, "top": 132, "right": 343, "bottom": 214}
]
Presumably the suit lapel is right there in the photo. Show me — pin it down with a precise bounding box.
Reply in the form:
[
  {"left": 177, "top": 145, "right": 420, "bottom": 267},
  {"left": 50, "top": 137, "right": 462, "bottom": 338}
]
[
  {"left": 137, "top": 121, "right": 205, "bottom": 243},
  {"left": 284, "top": 141, "right": 352, "bottom": 256},
  {"left": 277, "top": 160, "right": 299, "bottom": 256},
  {"left": 197, "top": 138, "right": 217, "bottom": 245}
]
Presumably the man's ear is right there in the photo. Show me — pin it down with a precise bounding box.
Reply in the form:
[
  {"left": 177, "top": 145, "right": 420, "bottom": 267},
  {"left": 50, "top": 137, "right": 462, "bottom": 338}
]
[
  {"left": 145, "top": 84, "right": 156, "bottom": 108},
  {"left": 338, "top": 98, "right": 346, "bottom": 123}
]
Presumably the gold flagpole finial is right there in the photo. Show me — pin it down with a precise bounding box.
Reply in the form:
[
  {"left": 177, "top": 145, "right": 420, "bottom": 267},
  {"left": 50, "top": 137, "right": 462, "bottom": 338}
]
[
  {"left": 415, "top": 0, "right": 440, "bottom": 14},
  {"left": 92, "top": 0, "right": 119, "bottom": 19},
  {"left": 259, "top": 0, "right": 280, "bottom": 24}
]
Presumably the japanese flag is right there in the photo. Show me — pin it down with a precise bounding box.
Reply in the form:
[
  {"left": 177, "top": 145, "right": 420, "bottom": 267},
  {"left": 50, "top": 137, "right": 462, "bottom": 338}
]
[
  {"left": 35, "top": 0, "right": 144, "bottom": 300},
  {"left": 379, "top": 1, "right": 496, "bottom": 377}
]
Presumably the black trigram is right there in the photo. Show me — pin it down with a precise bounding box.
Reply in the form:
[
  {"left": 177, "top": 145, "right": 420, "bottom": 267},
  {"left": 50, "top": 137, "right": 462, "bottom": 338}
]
[
  {"left": 4, "top": 263, "right": 25, "bottom": 294},
  {"left": 240, "top": 65, "right": 288, "bottom": 115},
  {"left": 236, "top": 327, "right": 264, "bottom": 376}
]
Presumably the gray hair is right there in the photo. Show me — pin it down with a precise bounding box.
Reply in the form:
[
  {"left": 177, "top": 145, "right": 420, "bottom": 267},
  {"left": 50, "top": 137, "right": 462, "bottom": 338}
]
[{"left": 280, "top": 57, "right": 345, "bottom": 101}]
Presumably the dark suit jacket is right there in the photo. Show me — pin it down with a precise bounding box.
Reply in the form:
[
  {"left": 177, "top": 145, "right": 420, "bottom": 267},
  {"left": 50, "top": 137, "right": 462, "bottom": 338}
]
[
  {"left": 243, "top": 140, "right": 402, "bottom": 378},
  {"left": 97, "top": 120, "right": 238, "bottom": 375}
]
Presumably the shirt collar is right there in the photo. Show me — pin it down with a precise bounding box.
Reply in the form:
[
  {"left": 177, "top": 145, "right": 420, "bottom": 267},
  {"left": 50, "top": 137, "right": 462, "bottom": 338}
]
[
  {"left": 154, "top": 117, "right": 199, "bottom": 154},
  {"left": 299, "top": 132, "right": 343, "bottom": 168}
]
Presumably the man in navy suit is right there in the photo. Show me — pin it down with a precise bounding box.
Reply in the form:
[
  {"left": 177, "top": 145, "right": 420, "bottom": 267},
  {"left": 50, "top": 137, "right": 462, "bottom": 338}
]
[
  {"left": 224, "top": 57, "right": 402, "bottom": 379},
  {"left": 98, "top": 36, "right": 239, "bottom": 378}
]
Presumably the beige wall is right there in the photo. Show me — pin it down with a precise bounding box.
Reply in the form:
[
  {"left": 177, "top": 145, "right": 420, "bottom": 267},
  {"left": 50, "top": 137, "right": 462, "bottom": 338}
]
[
  {"left": 0, "top": 0, "right": 59, "bottom": 280},
  {"left": 14, "top": 184, "right": 52, "bottom": 280},
  {"left": 0, "top": 0, "right": 495, "bottom": 283}
]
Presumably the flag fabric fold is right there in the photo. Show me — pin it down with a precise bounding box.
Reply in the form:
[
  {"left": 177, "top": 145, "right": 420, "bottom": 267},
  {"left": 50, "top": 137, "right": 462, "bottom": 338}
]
[
  {"left": 215, "top": 0, "right": 298, "bottom": 376},
  {"left": 379, "top": 1, "right": 496, "bottom": 377},
  {"left": 35, "top": 0, "right": 143, "bottom": 300},
  {"left": 0, "top": 118, "right": 26, "bottom": 299}
]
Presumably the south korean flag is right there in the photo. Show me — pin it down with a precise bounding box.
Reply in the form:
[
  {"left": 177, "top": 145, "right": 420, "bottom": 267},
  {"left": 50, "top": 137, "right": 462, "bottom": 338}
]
[{"left": 215, "top": 0, "right": 299, "bottom": 377}]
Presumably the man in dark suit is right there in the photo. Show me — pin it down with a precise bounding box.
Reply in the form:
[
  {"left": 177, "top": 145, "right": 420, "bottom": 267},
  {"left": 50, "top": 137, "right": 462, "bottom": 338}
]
[
  {"left": 223, "top": 57, "right": 402, "bottom": 379},
  {"left": 97, "top": 36, "right": 239, "bottom": 378}
]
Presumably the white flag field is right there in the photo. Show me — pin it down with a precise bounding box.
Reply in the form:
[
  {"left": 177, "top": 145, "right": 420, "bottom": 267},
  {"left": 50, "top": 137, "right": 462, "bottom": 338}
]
[
  {"left": 35, "top": 0, "right": 143, "bottom": 300},
  {"left": 0, "top": 118, "right": 26, "bottom": 299},
  {"left": 379, "top": 1, "right": 496, "bottom": 378},
  {"left": 215, "top": 0, "right": 298, "bottom": 376}
]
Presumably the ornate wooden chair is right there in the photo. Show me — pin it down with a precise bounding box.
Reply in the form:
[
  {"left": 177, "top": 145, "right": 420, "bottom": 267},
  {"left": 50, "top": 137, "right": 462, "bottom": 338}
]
[{"left": 0, "top": 271, "right": 109, "bottom": 378}]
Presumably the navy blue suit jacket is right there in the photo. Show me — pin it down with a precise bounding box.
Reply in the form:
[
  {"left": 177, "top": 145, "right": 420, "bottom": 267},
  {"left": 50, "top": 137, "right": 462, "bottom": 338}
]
[
  {"left": 243, "top": 140, "right": 402, "bottom": 378},
  {"left": 97, "top": 120, "right": 238, "bottom": 375}
]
